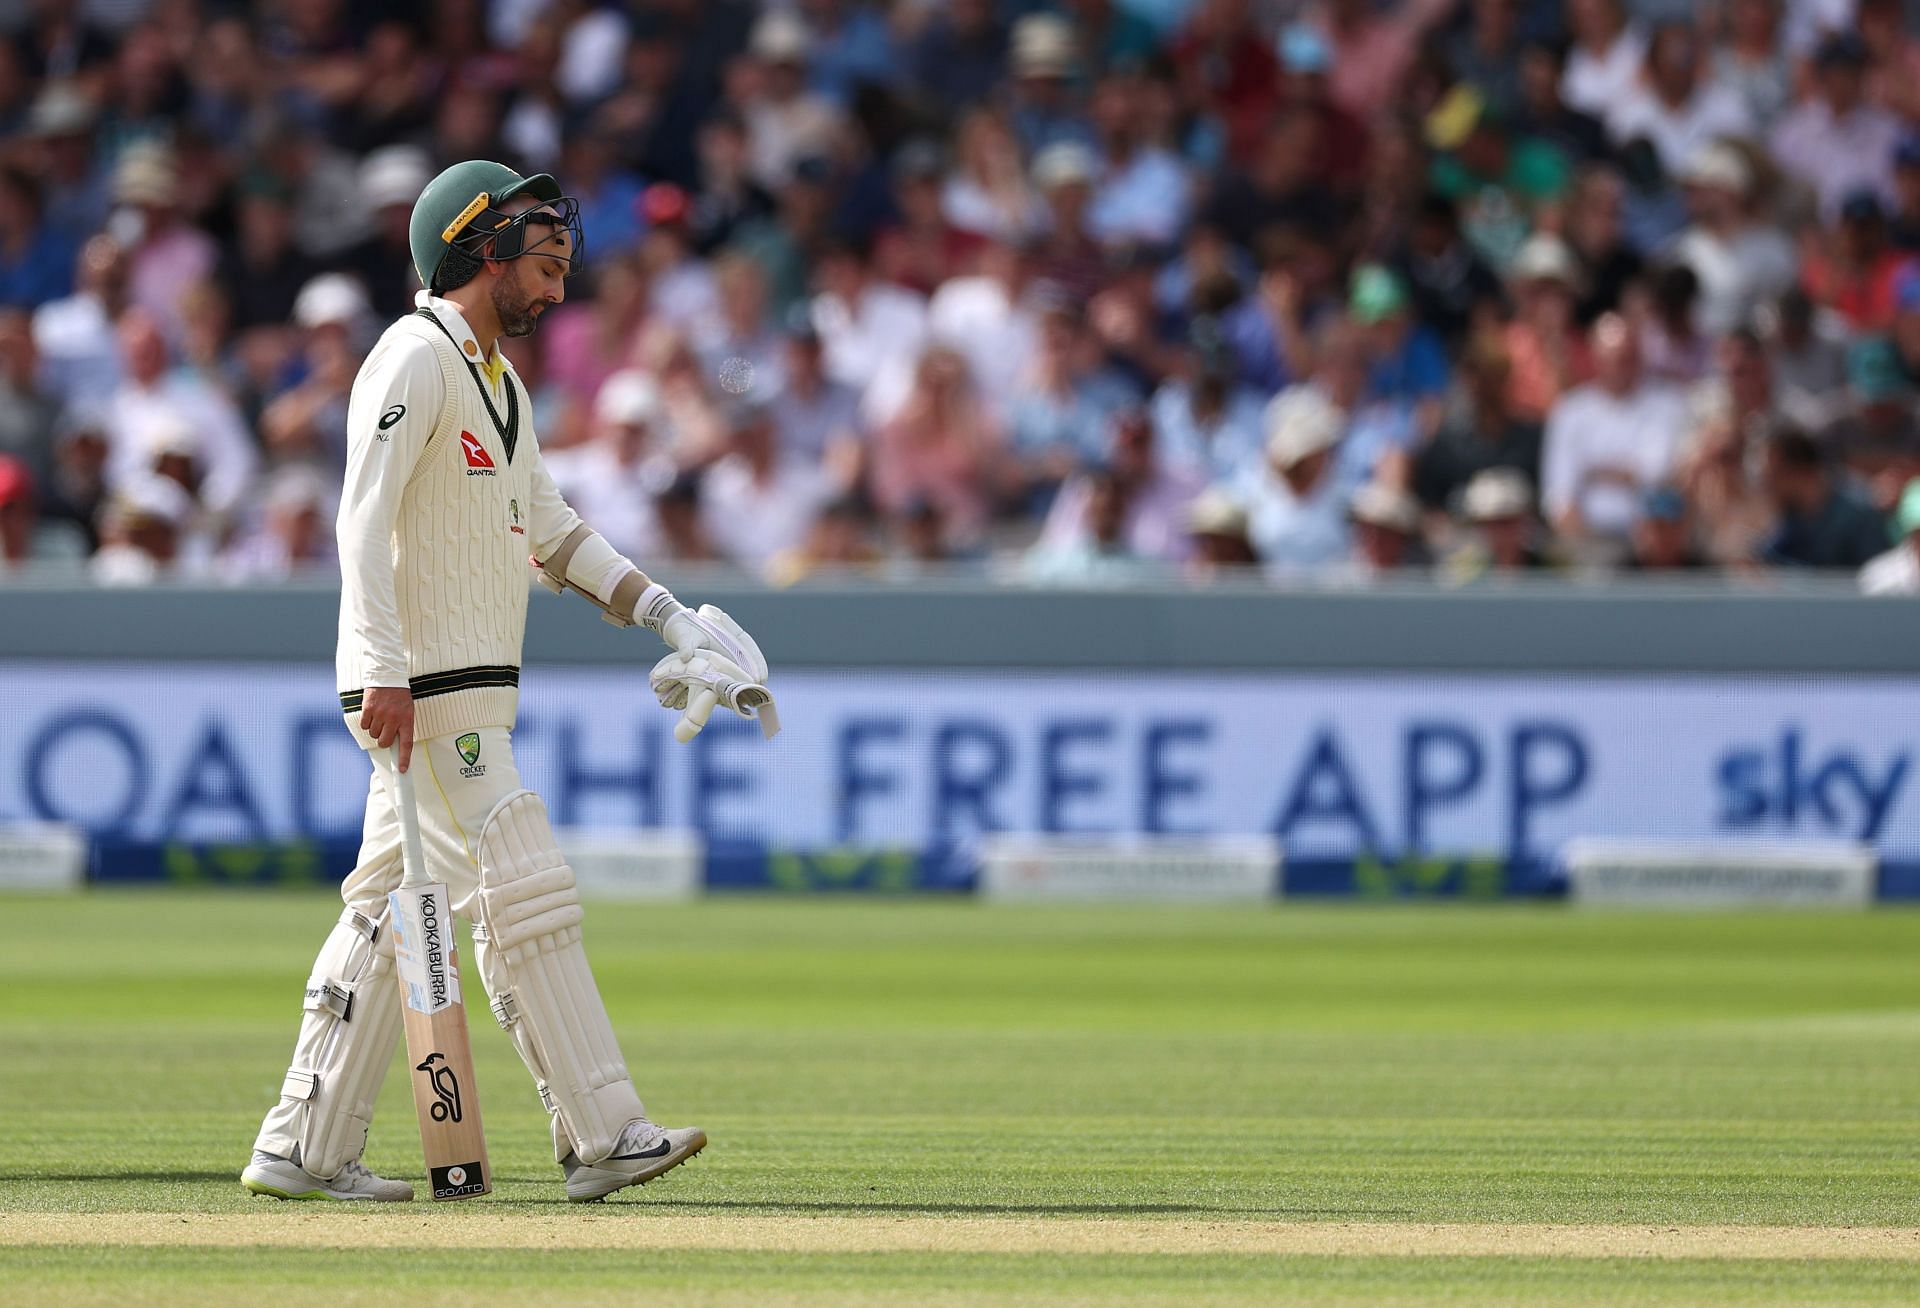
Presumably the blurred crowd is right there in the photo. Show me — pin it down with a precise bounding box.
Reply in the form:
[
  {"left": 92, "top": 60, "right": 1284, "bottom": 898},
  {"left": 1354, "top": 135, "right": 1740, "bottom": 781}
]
[{"left": 3, "top": 0, "right": 1920, "bottom": 592}]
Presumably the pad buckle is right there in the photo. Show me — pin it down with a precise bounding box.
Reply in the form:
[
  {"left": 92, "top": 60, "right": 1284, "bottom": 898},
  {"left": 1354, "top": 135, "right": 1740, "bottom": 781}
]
[
  {"left": 303, "top": 977, "right": 354, "bottom": 1022},
  {"left": 339, "top": 907, "right": 380, "bottom": 943},
  {"left": 281, "top": 1069, "right": 319, "bottom": 1101},
  {"left": 491, "top": 992, "right": 521, "bottom": 1030}
]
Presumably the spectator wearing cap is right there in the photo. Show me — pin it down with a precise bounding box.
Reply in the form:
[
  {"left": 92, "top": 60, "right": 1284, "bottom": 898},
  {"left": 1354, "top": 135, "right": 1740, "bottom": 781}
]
[
  {"left": 811, "top": 237, "right": 929, "bottom": 416},
  {"left": 1562, "top": 0, "right": 1648, "bottom": 120},
  {"left": 906, "top": 0, "right": 1008, "bottom": 111},
  {"left": 1859, "top": 477, "right": 1920, "bottom": 594},
  {"left": 1029, "top": 142, "right": 1110, "bottom": 302},
  {"left": 341, "top": 145, "right": 430, "bottom": 321},
  {"left": 1416, "top": 331, "right": 1543, "bottom": 518},
  {"left": 1183, "top": 487, "right": 1258, "bottom": 578},
  {"left": 1006, "top": 15, "right": 1093, "bottom": 158},
  {"left": 1152, "top": 332, "right": 1268, "bottom": 485},
  {"left": 871, "top": 346, "right": 998, "bottom": 548},
  {"left": 544, "top": 370, "right": 676, "bottom": 562},
  {"left": 219, "top": 464, "right": 336, "bottom": 582},
  {"left": 0, "top": 166, "right": 74, "bottom": 310},
  {"left": 1759, "top": 424, "right": 1889, "bottom": 568},
  {"left": 1005, "top": 296, "right": 1139, "bottom": 507},
  {"left": 0, "top": 309, "right": 59, "bottom": 494},
  {"left": 216, "top": 172, "right": 320, "bottom": 336},
  {"left": 1347, "top": 480, "right": 1425, "bottom": 575},
  {"left": 925, "top": 237, "right": 1043, "bottom": 425},
  {"left": 875, "top": 141, "right": 984, "bottom": 297},
  {"left": 111, "top": 144, "right": 217, "bottom": 347},
  {"left": 1627, "top": 484, "right": 1708, "bottom": 569},
  {"left": 1238, "top": 388, "right": 1352, "bottom": 574},
  {"left": 1450, "top": 466, "right": 1549, "bottom": 575},
  {"left": 1770, "top": 32, "right": 1903, "bottom": 224},
  {"left": 1349, "top": 264, "right": 1449, "bottom": 435},
  {"left": 1396, "top": 192, "right": 1503, "bottom": 350},
  {"left": 90, "top": 473, "right": 197, "bottom": 586},
  {"left": 1707, "top": 0, "right": 1793, "bottom": 131},
  {"left": 1671, "top": 142, "right": 1797, "bottom": 337},
  {"left": 1603, "top": 22, "right": 1755, "bottom": 181},
  {"left": 702, "top": 398, "right": 837, "bottom": 574},
  {"left": 1801, "top": 190, "right": 1910, "bottom": 334},
  {"left": 941, "top": 109, "right": 1048, "bottom": 245},
  {"left": 1426, "top": 86, "right": 1572, "bottom": 272},
  {"left": 639, "top": 184, "right": 721, "bottom": 332},
  {"left": 1037, "top": 408, "right": 1204, "bottom": 565},
  {"left": 105, "top": 307, "right": 255, "bottom": 523},
  {"left": 23, "top": 81, "right": 109, "bottom": 239},
  {"left": 1022, "top": 466, "right": 1153, "bottom": 586},
  {"left": 1541, "top": 313, "right": 1689, "bottom": 545},
  {"left": 258, "top": 273, "right": 370, "bottom": 468},
  {"left": 774, "top": 311, "right": 865, "bottom": 480},
  {"left": 741, "top": 12, "right": 846, "bottom": 193},
  {"left": 1085, "top": 69, "right": 1193, "bottom": 249},
  {"left": 1503, "top": 233, "right": 1594, "bottom": 423}
]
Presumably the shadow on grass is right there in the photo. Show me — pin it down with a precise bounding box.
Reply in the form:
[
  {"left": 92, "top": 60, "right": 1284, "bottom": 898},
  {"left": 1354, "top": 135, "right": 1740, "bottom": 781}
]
[
  {"left": 0, "top": 1171, "right": 243, "bottom": 1183},
  {"left": 509, "top": 1197, "right": 1405, "bottom": 1217}
]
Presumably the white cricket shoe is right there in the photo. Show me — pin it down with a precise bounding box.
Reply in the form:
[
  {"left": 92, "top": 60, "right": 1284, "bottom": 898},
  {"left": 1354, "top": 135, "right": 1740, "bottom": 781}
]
[
  {"left": 241, "top": 1150, "right": 414, "bottom": 1202},
  {"left": 562, "top": 1121, "right": 707, "bottom": 1202}
]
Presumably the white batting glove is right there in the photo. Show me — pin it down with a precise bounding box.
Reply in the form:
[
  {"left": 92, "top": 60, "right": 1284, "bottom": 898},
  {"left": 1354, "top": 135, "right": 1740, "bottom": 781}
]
[
  {"left": 649, "top": 648, "right": 781, "bottom": 742},
  {"left": 659, "top": 603, "right": 769, "bottom": 679}
]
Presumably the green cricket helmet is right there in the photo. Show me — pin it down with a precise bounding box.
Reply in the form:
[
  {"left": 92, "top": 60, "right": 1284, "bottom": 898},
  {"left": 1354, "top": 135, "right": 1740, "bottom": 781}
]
[{"left": 408, "top": 159, "right": 584, "bottom": 294}]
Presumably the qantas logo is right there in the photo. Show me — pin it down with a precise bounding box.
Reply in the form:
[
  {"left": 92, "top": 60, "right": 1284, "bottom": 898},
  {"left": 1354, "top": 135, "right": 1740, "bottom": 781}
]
[{"left": 461, "top": 431, "right": 496, "bottom": 475}]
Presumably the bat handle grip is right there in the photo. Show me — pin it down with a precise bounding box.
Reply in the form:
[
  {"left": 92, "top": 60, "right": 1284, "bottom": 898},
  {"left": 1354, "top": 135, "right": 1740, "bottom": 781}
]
[{"left": 391, "top": 745, "right": 430, "bottom": 890}]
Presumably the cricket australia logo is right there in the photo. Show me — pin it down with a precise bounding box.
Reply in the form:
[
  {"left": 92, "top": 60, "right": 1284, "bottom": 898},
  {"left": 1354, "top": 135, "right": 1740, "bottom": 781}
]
[
  {"left": 508, "top": 497, "right": 524, "bottom": 536},
  {"left": 456, "top": 732, "right": 486, "bottom": 778},
  {"left": 416, "top": 1052, "right": 463, "bottom": 1123}
]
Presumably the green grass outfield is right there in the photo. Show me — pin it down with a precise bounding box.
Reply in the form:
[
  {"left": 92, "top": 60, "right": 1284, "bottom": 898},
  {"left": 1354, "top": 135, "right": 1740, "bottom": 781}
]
[{"left": 3, "top": 893, "right": 1918, "bottom": 1305}]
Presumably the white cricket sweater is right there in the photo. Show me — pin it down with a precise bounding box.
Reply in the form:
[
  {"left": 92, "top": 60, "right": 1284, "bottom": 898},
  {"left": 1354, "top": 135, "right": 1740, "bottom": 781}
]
[{"left": 335, "top": 293, "right": 586, "bottom": 746}]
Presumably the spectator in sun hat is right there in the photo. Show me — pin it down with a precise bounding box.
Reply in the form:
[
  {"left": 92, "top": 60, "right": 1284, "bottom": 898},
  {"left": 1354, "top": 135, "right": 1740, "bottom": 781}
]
[
  {"left": 1503, "top": 232, "right": 1593, "bottom": 424},
  {"left": 1006, "top": 14, "right": 1091, "bottom": 157},
  {"left": 1671, "top": 141, "right": 1797, "bottom": 337},
  {"left": 1183, "top": 486, "right": 1258, "bottom": 579},
  {"left": 341, "top": 145, "right": 432, "bottom": 320},
  {"left": 90, "top": 473, "right": 196, "bottom": 585},
  {"left": 1602, "top": 21, "right": 1755, "bottom": 181},
  {"left": 1859, "top": 477, "right": 1920, "bottom": 594},
  {"left": 1452, "top": 466, "right": 1550, "bottom": 574},
  {"left": 112, "top": 143, "right": 217, "bottom": 347},
  {"left": 1238, "top": 386, "right": 1352, "bottom": 574},
  {"left": 1347, "top": 479, "right": 1425, "bottom": 575}
]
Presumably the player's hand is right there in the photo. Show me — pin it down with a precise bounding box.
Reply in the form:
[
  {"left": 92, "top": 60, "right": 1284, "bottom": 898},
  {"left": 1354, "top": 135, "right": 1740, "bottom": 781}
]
[
  {"left": 660, "top": 603, "right": 769, "bottom": 680},
  {"left": 649, "top": 648, "right": 779, "bottom": 742},
  {"left": 360, "top": 686, "right": 415, "bottom": 772}
]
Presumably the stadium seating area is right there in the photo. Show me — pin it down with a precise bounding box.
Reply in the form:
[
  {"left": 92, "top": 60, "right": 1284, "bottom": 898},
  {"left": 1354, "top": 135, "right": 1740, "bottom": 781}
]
[{"left": 1, "top": 0, "right": 1919, "bottom": 589}]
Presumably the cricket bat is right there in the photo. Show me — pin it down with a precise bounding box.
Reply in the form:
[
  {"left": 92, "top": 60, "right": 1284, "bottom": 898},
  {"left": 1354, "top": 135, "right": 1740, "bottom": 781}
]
[{"left": 387, "top": 746, "right": 491, "bottom": 1200}]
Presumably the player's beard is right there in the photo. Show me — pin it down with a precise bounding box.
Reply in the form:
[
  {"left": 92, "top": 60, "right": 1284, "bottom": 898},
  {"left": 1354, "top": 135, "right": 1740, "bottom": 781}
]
[{"left": 492, "top": 264, "right": 543, "bottom": 338}]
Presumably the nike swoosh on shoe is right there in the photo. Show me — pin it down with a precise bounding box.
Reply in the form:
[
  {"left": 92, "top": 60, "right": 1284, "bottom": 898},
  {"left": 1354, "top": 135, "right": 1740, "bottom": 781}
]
[{"left": 608, "top": 1138, "right": 673, "bottom": 1161}]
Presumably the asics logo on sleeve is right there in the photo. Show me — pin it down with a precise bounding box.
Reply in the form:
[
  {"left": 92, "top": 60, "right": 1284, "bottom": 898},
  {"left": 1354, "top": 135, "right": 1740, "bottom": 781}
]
[{"left": 379, "top": 404, "right": 407, "bottom": 430}]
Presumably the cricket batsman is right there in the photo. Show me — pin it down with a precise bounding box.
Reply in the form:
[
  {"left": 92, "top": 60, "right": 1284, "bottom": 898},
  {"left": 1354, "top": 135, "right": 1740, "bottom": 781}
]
[{"left": 241, "top": 160, "right": 775, "bottom": 1202}]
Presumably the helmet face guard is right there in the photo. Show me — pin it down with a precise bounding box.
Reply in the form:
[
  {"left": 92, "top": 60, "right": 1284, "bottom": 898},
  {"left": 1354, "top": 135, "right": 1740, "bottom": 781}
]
[{"left": 441, "top": 191, "right": 584, "bottom": 278}]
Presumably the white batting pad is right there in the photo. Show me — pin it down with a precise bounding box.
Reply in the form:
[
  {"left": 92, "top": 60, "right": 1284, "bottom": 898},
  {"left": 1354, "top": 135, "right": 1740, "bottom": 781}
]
[
  {"left": 254, "top": 904, "right": 404, "bottom": 1179},
  {"left": 473, "top": 789, "right": 645, "bottom": 1164}
]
